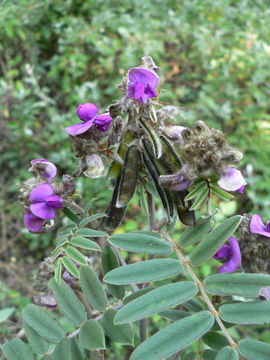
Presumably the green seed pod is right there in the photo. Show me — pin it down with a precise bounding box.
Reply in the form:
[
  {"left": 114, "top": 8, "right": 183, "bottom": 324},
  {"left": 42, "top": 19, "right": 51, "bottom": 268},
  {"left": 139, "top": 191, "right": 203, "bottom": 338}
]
[
  {"left": 107, "top": 130, "right": 134, "bottom": 180},
  {"left": 142, "top": 139, "right": 174, "bottom": 221},
  {"left": 159, "top": 135, "right": 182, "bottom": 174},
  {"left": 139, "top": 118, "right": 162, "bottom": 159},
  {"left": 103, "top": 176, "right": 126, "bottom": 231},
  {"left": 116, "top": 145, "right": 140, "bottom": 208}
]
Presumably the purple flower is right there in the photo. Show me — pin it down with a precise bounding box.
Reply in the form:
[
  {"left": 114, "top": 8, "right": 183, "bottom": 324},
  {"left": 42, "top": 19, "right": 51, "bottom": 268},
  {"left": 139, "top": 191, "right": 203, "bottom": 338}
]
[
  {"left": 159, "top": 172, "right": 190, "bottom": 191},
  {"left": 250, "top": 214, "right": 270, "bottom": 238},
  {"left": 65, "top": 103, "right": 112, "bottom": 136},
  {"left": 214, "top": 237, "right": 242, "bottom": 273},
  {"left": 165, "top": 126, "right": 186, "bottom": 142},
  {"left": 30, "top": 158, "right": 57, "bottom": 182},
  {"left": 126, "top": 67, "right": 159, "bottom": 104},
  {"left": 217, "top": 167, "right": 247, "bottom": 193},
  {"left": 259, "top": 287, "right": 270, "bottom": 300},
  {"left": 24, "top": 183, "right": 63, "bottom": 232}
]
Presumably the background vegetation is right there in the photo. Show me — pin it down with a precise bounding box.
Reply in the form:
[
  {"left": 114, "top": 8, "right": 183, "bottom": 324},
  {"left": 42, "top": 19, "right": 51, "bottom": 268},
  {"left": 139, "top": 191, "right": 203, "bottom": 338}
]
[{"left": 1, "top": 0, "right": 270, "bottom": 357}]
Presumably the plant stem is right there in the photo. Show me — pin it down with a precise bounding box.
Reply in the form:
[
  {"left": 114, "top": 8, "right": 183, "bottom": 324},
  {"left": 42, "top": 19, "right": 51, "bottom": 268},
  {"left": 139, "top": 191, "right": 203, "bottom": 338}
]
[
  {"left": 139, "top": 192, "right": 156, "bottom": 342},
  {"left": 166, "top": 235, "right": 237, "bottom": 348}
]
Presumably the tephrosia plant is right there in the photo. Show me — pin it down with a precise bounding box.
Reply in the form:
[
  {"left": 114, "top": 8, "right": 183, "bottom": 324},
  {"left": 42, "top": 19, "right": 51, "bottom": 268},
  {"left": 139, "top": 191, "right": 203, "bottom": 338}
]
[{"left": 3, "top": 56, "right": 270, "bottom": 360}]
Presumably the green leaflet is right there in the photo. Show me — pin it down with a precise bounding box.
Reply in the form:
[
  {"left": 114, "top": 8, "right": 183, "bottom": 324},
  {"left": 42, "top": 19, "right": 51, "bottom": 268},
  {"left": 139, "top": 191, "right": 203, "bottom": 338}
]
[
  {"left": 190, "top": 215, "right": 242, "bottom": 265},
  {"left": 51, "top": 338, "right": 71, "bottom": 360},
  {"left": 62, "top": 256, "right": 80, "bottom": 278},
  {"left": 22, "top": 304, "right": 66, "bottom": 343},
  {"left": 2, "top": 338, "right": 34, "bottom": 360},
  {"left": 185, "top": 181, "right": 208, "bottom": 201},
  {"left": 102, "top": 309, "right": 134, "bottom": 345},
  {"left": 79, "top": 265, "right": 108, "bottom": 311},
  {"left": 215, "top": 347, "right": 239, "bottom": 360},
  {"left": 48, "top": 279, "right": 87, "bottom": 325},
  {"left": 158, "top": 309, "right": 190, "bottom": 321},
  {"left": 238, "top": 339, "right": 270, "bottom": 360},
  {"left": 179, "top": 217, "right": 213, "bottom": 247},
  {"left": 123, "top": 287, "right": 155, "bottom": 304},
  {"left": 79, "top": 320, "right": 105, "bottom": 351},
  {"left": 70, "top": 236, "right": 101, "bottom": 251},
  {"left": 205, "top": 273, "right": 270, "bottom": 297},
  {"left": 54, "top": 258, "right": 62, "bottom": 284},
  {"left": 202, "top": 349, "right": 217, "bottom": 360},
  {"left": 104, "top": 259, "right": 182, "bottom": 285},
  {"left": 75, "top": 228, "right": 107, "bottom": 237},
  {"left": 219, "top": 300, "right": 270, "bottom": 324},
  {"left": 65, "top": 246, "right": 88, "bottom": 265},
  {"left": 108, "top": 232, "right": 171, "bottom": 255},
  {"left": 0, "top": 307, "right": 14, "bottom": 323},
  {"left": 70, "top": 337, "right": 86, "bottom": 360},
  {"left": 79, "top": 213, "right": 107, "bottom": 227},
  {"left": 23, "top": 322, "right": 51, "bottom": 355},
  {"left": 115, "top": 281, "right": 198, "bottom": 324},
  {"left": 101, "top": 245, "right": 125, "bottom": 299},
  {"left": 130, "top": 311, "right": 214, "bottom": 360},
  {"left": 202, "top": 331, "right": 229, "bottom": 351}
]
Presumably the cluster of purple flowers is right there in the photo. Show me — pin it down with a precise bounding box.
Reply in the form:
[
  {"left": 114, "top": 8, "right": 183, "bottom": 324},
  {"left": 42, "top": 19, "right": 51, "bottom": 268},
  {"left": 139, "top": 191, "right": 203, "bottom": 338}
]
[
  {"left": 23, "top": 159, "right": 63, "bottom": 233},
  {"left": 214, "top": 214, "right": 270, "bottom": 273}
]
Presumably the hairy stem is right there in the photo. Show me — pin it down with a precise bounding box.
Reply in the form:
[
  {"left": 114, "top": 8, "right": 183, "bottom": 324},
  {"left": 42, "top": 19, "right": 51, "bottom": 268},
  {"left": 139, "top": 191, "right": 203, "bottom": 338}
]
[{"left": 166, "top": 235, "right": 237, "bottom": 348}]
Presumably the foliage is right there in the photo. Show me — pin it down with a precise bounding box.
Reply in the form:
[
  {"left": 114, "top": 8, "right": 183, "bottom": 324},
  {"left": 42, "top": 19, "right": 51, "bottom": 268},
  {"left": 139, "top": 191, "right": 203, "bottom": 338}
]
[{"left": 1, "top": 1, "right": 270, "bottom": 359}]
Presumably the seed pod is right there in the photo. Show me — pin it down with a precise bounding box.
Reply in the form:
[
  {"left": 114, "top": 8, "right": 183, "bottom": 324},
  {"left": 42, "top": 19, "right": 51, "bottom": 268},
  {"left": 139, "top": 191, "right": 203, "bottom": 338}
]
[
  {"left": 139, "top": 118, "right": 162, "bottom": 158},
  {"left": 171, "top": 190, "right": 196, "bottom": 226},
  {"left": 107, "top": 130, "right": 134, "bottom": 180},
  {"left": 159, "top": 135, "right": 182, "bottom": 174},
  {"left": 142, "top": 139, "right": 174, "bottom": 221},
  {"left": 116, "top": 145, "right": 140, "bottom": 208},
  {"left": 103, "top": 176, "right": 126, "bottom": 231}
]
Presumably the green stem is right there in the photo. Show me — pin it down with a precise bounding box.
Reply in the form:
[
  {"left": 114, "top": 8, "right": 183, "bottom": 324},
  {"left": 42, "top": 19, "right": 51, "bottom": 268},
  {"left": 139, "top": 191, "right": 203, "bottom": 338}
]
[{"left": 165, "top": 234, "right": 237, "bottom": 348}]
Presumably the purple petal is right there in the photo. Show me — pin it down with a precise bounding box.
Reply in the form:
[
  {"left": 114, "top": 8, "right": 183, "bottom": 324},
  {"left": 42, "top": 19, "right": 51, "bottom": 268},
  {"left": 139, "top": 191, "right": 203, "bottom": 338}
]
[
  {"left": 24, "top": 211, "right": 45, "bottom": 232},
  {"left": 145, "top": 84, "right": 157, "bottom": 98},
  {"left": 31, "top": 158, "right": 48, "bottom": 164},
  {"left": 214, "top": 244, "right": 232, "bottom": 260},
  {"left": 259, "top": 287, "right": 270, "bottom": 300},
  {"left": 45, "top": 195, "right": 63, "bottom": 209},
  {"left": 76, "top": 103, "right": 98, "bottom": 121},
  {"left": 217, "top": 167, "right": 247, "bottom": 192},
  {"left": 170, "top": 179, "right": 190, "bottom": 191},
  {"left": 165, "top": 126, "right": 186, "bottom": 141},
  {"left": 218, "top": 237, "right": 241, "bottom": 273},
  {"left": 30, "top": 202, "right": 57, "bottom": 219},
  {"left": 250, "top": 214, "right": 270, "bottom": 237},
  {"left": 94, "top": 113, "right": 112, "bottom": 131},
  {"left": 133, "top": 82, "right": 145, "bottom": 100},
  {"left": 236, "top": 185, "right": 246, "bottom": 193},
  {"left": 30, "top": 159, "right": 57, "bottom": 182},
  {"left": 128, "top": 67, "right": 159, "bottom": 89},
  {"left": 29, "top": 183, "right": 55, "bottom": 203},
  {"left": 65, "top": 119, "right": 95, "bottom": 136}
]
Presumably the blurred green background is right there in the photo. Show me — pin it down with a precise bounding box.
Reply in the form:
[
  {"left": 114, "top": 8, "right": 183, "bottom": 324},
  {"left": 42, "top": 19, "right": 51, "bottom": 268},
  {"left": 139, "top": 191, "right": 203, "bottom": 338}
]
[{"left": 1, "top": 0, "right": 270, "bottom": 355}]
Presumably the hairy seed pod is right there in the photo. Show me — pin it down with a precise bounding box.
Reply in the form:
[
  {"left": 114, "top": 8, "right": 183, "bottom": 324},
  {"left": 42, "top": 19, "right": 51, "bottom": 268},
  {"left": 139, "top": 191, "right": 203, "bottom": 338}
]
[
  {"left": 104, "top": 176, "right": 126, "bottom": 231},
  {"left": 139, "top": 118, "right": 162, "bottom": 159},
  {"left": 142, "top": 139, "right": 174, "bottom": 221},
  {"left": 116, "top": 145, "right": 140, "bottom": 208},
  {"left": 107, "top": 130, "right": 134, "bottom": 180},
  {"left": 159, "top": 135, "right": 182, "bottom": 174}
]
